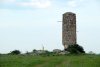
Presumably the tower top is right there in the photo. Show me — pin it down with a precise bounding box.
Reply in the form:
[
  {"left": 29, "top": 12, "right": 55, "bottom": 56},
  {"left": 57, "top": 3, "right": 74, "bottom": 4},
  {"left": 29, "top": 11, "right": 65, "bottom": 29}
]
[{"left": 63, "top": 12, "right": 75, "bottom": 15}]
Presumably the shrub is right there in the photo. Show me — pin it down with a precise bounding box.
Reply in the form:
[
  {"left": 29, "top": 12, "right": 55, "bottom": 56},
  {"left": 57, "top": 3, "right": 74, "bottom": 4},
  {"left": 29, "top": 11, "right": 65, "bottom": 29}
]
[
  {"left": 33, "top": 49, "right": 37, "bottom": 53},
  {"left": 67, "top": 44, "right": 85, "bottom": 54},
  {"left": 10, "top": 50, "right": 21, "bottom": 55}
]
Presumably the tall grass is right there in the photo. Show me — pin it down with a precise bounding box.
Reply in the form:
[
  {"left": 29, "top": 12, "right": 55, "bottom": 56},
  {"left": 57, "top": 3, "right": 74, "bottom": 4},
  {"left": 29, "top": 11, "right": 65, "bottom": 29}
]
[{"left": 0, "top": 54, "right": 100, "bottom": 67}]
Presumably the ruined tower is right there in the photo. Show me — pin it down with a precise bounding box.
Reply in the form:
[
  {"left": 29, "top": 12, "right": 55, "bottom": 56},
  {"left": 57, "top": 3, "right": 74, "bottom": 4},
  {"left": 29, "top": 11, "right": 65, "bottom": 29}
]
[{"left": 62, "top": 12, "right": 77, "bottom": 50}]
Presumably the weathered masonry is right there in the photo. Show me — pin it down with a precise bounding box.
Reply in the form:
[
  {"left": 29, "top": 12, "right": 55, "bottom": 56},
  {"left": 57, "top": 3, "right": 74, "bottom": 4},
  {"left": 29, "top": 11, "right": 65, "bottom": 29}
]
[{"left": 62, "top": 12, "right": 77, "bottom": 50}]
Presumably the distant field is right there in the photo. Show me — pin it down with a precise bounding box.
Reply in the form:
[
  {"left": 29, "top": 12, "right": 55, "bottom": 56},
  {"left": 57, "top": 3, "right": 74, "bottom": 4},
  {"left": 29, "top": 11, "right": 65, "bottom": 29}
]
[{"left": 0, "top": 54, "right": 100, "bottom": 67}]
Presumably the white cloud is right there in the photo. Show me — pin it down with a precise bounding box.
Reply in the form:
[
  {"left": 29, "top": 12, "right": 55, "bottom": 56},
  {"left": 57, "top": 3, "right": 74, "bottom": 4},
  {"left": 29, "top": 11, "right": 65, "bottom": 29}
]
[
  {"left": 67, "top": 0, "right": 86, "bottom": 8},
  {"left": 0, "top": 0, "right": 15, "bottom": 3},
  {"left": 0, "top": 0, "right": 51, "bottom": 9},
  {"left": 17, "top": 0, "right": 51, "bottom": 8},
  {"left": 67, "top": 0, "right": 77, "bottom": 7}
]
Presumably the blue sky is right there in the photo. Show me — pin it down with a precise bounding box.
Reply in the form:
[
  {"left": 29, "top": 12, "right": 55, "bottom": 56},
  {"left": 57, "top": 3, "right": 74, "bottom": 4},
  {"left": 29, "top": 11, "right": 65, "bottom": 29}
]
[{"left": 0, "top": 0, "right": 100, "bottom": 53}]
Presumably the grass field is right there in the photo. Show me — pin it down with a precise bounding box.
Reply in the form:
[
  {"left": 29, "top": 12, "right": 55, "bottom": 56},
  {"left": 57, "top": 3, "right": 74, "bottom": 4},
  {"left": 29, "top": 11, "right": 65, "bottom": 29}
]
[{"left": 0, "top": 54, "right": 100, "bottom": 67}]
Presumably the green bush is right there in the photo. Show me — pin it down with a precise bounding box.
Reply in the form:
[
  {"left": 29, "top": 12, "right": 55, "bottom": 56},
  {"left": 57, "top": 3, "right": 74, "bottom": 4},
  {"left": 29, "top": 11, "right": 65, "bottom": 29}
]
[
  {"left": 10, "top": 50, "right": 21, "bottom": 55},
  {"left": 67, "top": 44, "right": 85, "bottom": 54}
]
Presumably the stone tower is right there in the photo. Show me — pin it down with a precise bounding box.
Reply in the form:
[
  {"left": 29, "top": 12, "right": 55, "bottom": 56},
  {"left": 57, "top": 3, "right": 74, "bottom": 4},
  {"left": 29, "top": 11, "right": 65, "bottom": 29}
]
[{"left": 62, "top": 12, "right": 77, "bottom": 50}]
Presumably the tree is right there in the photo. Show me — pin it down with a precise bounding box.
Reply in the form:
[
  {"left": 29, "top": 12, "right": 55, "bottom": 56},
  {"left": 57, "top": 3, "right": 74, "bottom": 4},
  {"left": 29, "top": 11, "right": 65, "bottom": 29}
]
[
  {"left": 10, "top": 50, "right": 21, "bottom": 55},
  {"left": 33, "top": 49, "right": 37, "bottom": 53},
  {"left": 67, "top": 44, "right": 85, "bottom": 54}
]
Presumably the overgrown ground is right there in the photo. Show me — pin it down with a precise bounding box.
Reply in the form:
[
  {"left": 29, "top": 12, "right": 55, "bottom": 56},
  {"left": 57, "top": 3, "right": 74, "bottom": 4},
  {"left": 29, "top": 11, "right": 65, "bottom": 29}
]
[{"left": 0, "top": 54, "right": 100, "bottom": 67}]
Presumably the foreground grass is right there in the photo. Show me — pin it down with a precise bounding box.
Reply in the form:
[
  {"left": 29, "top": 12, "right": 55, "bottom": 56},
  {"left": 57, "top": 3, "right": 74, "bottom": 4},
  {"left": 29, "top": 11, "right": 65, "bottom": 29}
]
[{"left": 0, "top": 54, "right": 100, "bottom": 67}]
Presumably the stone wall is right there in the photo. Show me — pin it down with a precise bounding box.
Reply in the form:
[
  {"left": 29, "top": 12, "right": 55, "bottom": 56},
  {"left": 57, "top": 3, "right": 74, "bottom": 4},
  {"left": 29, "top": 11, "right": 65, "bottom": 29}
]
[{"left": 62, "top": 12, "right": 77, "bottom": 50}]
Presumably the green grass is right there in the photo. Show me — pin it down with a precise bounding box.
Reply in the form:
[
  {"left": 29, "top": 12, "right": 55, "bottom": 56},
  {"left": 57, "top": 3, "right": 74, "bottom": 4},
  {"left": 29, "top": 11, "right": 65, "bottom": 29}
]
[{"left": 0, "top": 54, "right": 100, "bottom": 67}]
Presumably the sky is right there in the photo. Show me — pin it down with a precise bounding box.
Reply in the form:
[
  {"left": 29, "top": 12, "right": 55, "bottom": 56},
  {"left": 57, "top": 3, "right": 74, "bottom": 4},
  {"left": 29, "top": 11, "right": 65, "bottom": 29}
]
[{"left": 0, "top": 0, "right": 100, "bottom": 54}]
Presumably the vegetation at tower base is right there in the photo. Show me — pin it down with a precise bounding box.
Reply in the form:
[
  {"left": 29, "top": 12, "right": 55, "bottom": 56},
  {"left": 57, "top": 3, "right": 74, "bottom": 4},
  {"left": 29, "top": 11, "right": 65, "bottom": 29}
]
[
  {"left": 66, "top": 44, "right": 85, "bottom": 54},
  {"left": 9, "top": 50, "right": 21, "bottom": 55}
]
